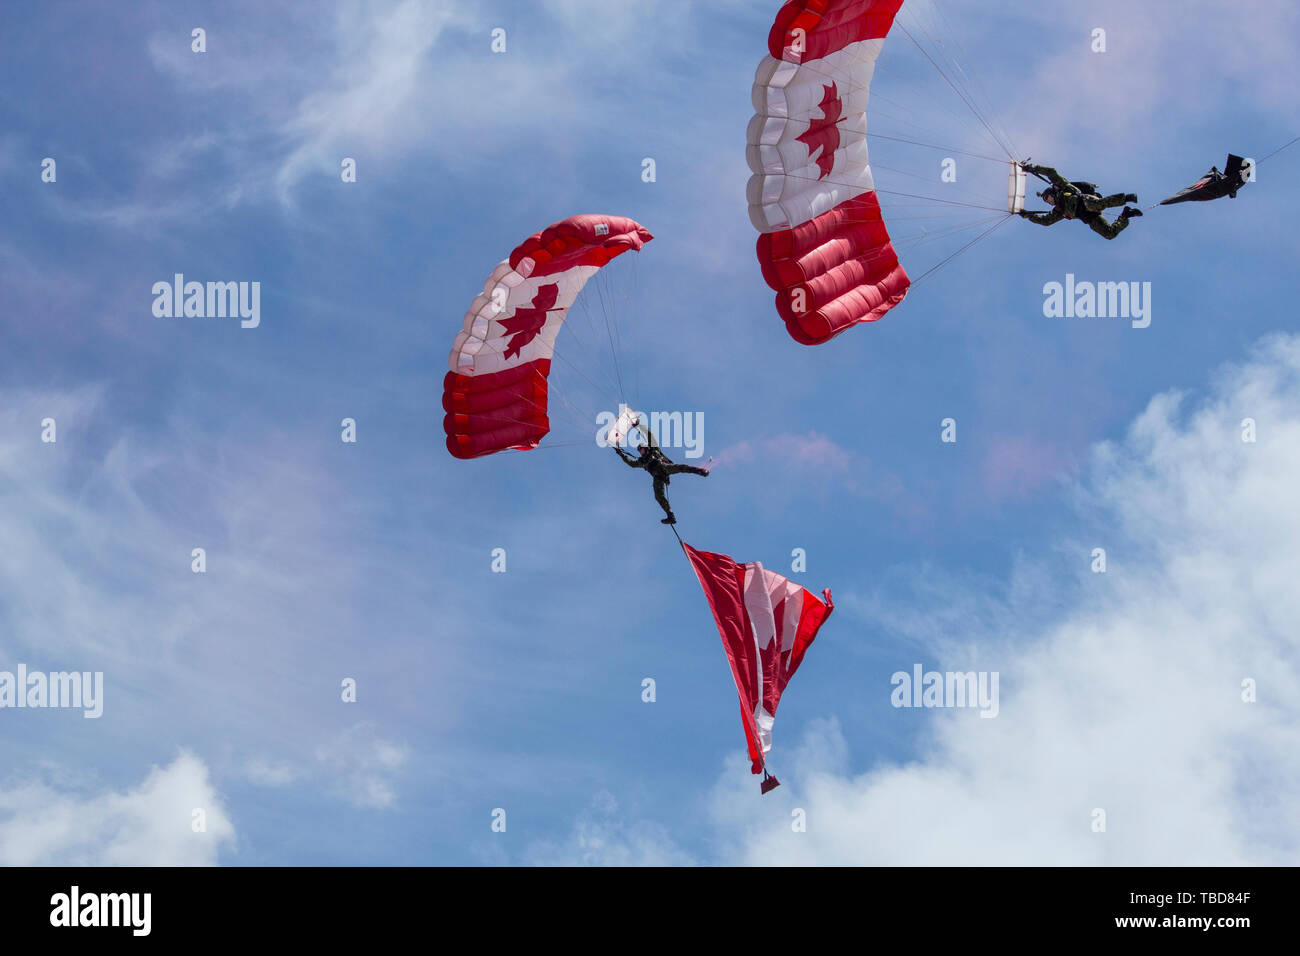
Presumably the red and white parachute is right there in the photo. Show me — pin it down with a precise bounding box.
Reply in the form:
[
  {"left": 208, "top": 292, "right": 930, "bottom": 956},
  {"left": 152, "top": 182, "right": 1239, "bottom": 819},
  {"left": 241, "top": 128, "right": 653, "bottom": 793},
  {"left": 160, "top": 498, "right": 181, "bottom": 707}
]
[
  {"left": 443, "top": 215, "right": 653, "bottom": 459},
  {"left": 748, "top": 0, "right": 910, "bottom": 345},
  {"left": 683, "top": 542, "right": 834, "bottom": 793},
  {"left": 748, "top": 1, "right": 1023, "bottom": 345}
]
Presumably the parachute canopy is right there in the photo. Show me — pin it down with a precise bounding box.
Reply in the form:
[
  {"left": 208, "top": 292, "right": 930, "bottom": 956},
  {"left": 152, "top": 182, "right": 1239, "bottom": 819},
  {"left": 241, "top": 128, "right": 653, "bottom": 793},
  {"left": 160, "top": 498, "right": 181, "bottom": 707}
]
[
  {"left": 683, "top": 542, "right": 833, "bottom": 791},
  {"left": 1159, "top": 154, "right": 1252, "bottom": 205},
  {"left": 747, "top": 0, "right": 910, "bottom": 345},
  {"left": 443, "top": 215, "right": 652, "bottom": 459}
]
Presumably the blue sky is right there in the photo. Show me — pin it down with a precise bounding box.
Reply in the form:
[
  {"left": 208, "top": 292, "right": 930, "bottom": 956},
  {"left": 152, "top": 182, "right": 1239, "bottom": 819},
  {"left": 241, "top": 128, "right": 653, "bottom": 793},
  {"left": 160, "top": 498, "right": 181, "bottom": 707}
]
[{"left": 1, "top": 0, "right": 1298, "bottom": 865}]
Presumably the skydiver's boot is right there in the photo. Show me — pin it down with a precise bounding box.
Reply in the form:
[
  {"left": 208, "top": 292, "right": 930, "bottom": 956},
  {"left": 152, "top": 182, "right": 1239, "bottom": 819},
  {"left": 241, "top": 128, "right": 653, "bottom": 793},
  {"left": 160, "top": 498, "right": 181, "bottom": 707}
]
[
  {"left": 661, "top": 512, "right": 677, "bottom": 525},
  {"left": 1124, "top": 193, "right": 1139, "bottom": 204},
  {"left": 1118, "top": 206, "right": 1143, "bottom": 219}
]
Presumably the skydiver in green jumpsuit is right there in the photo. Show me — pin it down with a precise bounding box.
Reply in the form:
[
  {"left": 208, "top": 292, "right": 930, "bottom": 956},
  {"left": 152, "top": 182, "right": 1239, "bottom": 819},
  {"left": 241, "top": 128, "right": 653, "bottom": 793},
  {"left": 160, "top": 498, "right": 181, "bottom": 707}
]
[
  {"left": 1017, "top": 162, "right": 1142, "bottom": 240},
  {"left": 615, "top": 439, "right": 709, "bottom": 525}
]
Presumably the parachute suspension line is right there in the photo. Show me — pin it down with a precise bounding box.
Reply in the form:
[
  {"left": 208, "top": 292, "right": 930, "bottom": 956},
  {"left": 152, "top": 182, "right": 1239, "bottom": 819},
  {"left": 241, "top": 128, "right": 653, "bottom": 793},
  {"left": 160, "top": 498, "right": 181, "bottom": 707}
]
[
  {"left": 585, "top": 263, "right": 641, "bottom": 405},
  {"left": 777, "top": 170, "right": 1006, "bottom": 212},
  {"left": 782, "top": 60, "right": 1005, "bottom": 161},
  {"left": 896, "top": 22, "right": 1016, "bottom": 163},
  {"left": 571, "top": 281, "right": 626, "bottom": 401},
  {"left": 872, "top": 186, "right": 1007, "bottom": 212},
  {"left": 786, "top": 59, "right": 952, "bottom": 136},
  {"left": 908, "top": 214, "right": 1014, "bottom": 286},
  {"left": 870, "top": 88, "right": 989, "bottom": 144},
  {"left": 866, "top": 105, "right": 982, "bottom": 153},
  {"left": 868, "top": 131, "right": 1008, "bottom": 165},
  {"left": 906, "top": 218, "right": 1010, "bottom": 249},
  {"left": 919, "top": 1, "right": 1020, "bottom": 161},
  {"left": 593, "top": 268, "right": 629, "bottom": 408},
  {"left": 561, "top": 302, "right": 621, "bottom": 400},
  {"left": 627, "top": 257, "right": 643, "bottom": 417},
  {"left": 464, "top": 332, "right": 622, "bottom": 415},
  {"left": 891, "top": 213, "right": 1009, "bottom": 250},
  {"left": 451, "top": 359, "right": 596, "bottom": 447},
  {"left": 880, "top": 209, "right": 1000, "bottom": 221},
  {"left": 535, "top": 377, "right": 596, "bottom": 438},
  {"left": 460, "top": 297, "right": 616, "bottom": 398},
  {"left": 789, "top": 55, "right": 983, "bottom": 145},
  {"left": 537, "top": 342, "right": 623, "bottom": 421},
  {"left": 476, "top": 402, "right": 591, "bottom": 445},
  {"left": 1257, "top": 135, "right": 1300, "bottom": 164},
  {"left": 900, "top": 1, "right": 1019, "bottom": 160},
  {"left": 503, "top": 439, "right": 599, "bottom": 454},
  {"left": 515, "top": 367, "right": 598, "bottom": 441},
  {"left": 886, "top": 213, "right": 1007, "bottom": 230},
  {"left": 590, "top": 265, "right": 644, "bottom": 435}
]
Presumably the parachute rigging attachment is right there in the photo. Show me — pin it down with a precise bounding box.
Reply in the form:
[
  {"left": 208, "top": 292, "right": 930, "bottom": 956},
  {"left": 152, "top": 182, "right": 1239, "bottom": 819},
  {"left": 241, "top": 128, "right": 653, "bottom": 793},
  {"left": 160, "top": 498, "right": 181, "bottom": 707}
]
[{"left": 1008, "top": 160, "right": 1027, "bottom": 213}]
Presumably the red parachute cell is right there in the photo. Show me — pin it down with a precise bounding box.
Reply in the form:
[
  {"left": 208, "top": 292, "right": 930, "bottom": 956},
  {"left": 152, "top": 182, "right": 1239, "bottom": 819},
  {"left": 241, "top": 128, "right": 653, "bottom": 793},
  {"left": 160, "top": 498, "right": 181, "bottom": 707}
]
[
  {"left": 682, "top": 542, "right": 834, "bottom": 793},
  {"left": 443, "top": 215, "right": 653, "bottom": 459},
  {"left": 747, "top": 0, "right": 910, "bottom": 345}
]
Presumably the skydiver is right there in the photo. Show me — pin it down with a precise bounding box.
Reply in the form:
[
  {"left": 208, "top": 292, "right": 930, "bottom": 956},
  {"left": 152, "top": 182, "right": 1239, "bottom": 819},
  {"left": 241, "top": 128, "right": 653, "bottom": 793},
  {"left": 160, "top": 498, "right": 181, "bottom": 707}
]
[
  {"left": 1016, "top": 162, "right": 1142, "bottom": 240},
  {"left": 614, "top": 437, "right": 709, "bottom": 525}
]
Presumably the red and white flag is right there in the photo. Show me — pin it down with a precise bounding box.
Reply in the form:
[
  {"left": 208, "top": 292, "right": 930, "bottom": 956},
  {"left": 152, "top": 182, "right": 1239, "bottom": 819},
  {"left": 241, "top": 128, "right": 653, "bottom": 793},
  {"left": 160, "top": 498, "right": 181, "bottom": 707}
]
[{"left": 682, "top": 542, "right": 833, "bottom": 791}]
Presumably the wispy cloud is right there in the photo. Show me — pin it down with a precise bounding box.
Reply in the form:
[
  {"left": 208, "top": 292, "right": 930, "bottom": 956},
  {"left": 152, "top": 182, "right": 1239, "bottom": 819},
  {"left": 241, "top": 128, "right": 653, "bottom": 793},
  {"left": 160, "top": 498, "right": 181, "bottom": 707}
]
[
  {"left": 980, "top": 434, "right": 1071, "bottom": 499},
  {"left": 521, "top": 791, "right": 697, "bottom": 866},
  {"left": 314, "top": 722, "right": 409, "bottom": 809},
  {"left": 718, "top": 431, "right": 854, "bottom": 473}
]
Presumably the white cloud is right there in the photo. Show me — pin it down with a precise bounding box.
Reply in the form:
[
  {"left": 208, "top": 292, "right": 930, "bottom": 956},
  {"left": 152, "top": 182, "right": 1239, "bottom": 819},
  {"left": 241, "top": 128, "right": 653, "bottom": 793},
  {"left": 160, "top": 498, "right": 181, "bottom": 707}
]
[
  {"left": 522, "top": 791, "right": 697, "bottom": 866},
  {"left": 314, "top": 722, "right": 409, "bottom": 809},
  {"left": 700, "top": 335, "right": 1300, "bottom": 864},
  {"left": 0, "top": 751, "right": 235, "bottom": 866},
  {"left": 243, "top": 758, "right": 297, "bottom": 788},
  {"left": 271, "top": 1, "right": 469, "bottom": 203}
]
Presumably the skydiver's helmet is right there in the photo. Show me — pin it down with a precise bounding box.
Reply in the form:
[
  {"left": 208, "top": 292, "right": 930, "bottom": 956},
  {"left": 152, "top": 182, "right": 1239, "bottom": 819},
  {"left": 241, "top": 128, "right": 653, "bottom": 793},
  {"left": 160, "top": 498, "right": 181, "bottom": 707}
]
[{"left": 1039, "top": 186, "right": 1057, "bottom": 206}]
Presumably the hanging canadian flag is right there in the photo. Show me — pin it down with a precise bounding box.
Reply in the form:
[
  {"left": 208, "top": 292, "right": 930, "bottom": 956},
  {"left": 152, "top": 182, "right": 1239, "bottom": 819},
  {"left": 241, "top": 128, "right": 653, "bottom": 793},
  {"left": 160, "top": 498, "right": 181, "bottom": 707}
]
[{"left": 682, "top": 542, "right": 834, "bottom": 793}]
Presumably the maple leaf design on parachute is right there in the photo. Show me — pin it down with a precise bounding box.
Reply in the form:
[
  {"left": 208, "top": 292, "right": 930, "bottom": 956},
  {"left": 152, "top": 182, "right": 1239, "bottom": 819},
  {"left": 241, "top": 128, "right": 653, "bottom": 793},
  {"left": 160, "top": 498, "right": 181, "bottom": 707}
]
[
  {"left": 796, "top": 82, "right": 843, "bottom": 180},
  {"left": 501, "top": 282, "right": 560, "bottom": 360}
]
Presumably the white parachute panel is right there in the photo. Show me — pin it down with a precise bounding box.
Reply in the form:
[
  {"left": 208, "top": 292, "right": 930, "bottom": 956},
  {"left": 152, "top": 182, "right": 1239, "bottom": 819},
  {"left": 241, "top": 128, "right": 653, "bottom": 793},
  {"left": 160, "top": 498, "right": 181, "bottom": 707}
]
[{"left": 1008, "top": 161, "right": 1027, "bottom": 213}]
